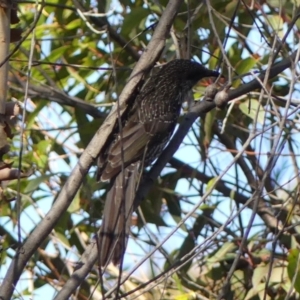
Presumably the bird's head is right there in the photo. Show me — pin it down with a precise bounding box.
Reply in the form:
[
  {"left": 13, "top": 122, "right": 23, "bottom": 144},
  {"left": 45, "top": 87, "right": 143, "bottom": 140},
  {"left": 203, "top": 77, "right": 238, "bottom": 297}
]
[{"left": 162, "top": 59, "right": 220, "bottom": 91}]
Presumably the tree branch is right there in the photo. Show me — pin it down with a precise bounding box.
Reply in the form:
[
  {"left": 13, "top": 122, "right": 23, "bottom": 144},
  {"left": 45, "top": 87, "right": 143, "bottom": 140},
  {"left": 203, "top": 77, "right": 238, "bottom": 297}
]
[
  {"left": 169, "top": 157, "right": 279, "bottom": 230},
  {"left": 89, "top": 16, "right": 141, "bottom": 61},
  {"left": 9, "top": 77, "right": 106, "bottom": 119},
  {"left": 134, "top": 50, "right": 300, "bottom": 208},
  {"left": 54, "top": 50, "right": 299, "bottom": 299},
  {"left": 0, "top": 0, "right": 185, "bottom": 298}
]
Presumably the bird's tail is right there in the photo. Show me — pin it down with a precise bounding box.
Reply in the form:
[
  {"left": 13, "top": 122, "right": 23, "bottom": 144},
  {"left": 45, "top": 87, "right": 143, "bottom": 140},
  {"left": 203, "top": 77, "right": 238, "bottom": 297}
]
[{"left": 98, "top": 162, "right": 140, "bottom": 266}]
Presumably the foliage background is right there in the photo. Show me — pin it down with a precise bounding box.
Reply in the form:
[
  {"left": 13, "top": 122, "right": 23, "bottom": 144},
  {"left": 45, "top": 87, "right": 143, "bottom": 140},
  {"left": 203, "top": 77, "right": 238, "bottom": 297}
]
[{"left": 1, "top": 0, "right": 300, "bottom": 299}]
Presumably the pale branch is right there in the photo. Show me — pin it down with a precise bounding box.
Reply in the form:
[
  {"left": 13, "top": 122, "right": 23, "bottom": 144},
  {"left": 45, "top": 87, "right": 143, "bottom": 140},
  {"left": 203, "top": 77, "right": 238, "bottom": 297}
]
[
  {"left": 236, "top": 128, "right": 276, "bottom": 199},
  {"left": 89, "top": 16, "right": 140, "bottom": 61},
  {"left": 9, "top": 78, "right": 106, "bottom": 119},
  {"left": 168, "top": 157, "right": 279, "bottom": 231},
  {"left": 134, "top": 49, "right": 300, "bottom": 208},
  {"left": 0, "top": 0, "right": 185, "bottom": 298},
  {"left": 1, "top": 10, "right": 297, "bottom": 300},
  {"left": 0, "top": 4, "right": 10, "bottom": 114},
  {"left": 52, "top": 50, "right": 299, "bottom": 300},
  {"left": 169, "top": 157, "right": 300, "bottom": 246},
  {"left": 214, "top": 126, "right": 259, "bottom": 190},
  {"left": 74, "top": 0, "right": 140, "bottom": 61}
]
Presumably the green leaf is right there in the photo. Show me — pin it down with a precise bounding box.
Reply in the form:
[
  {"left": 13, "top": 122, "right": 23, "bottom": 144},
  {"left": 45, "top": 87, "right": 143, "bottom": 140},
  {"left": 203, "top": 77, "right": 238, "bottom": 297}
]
[
  {"left": 245, "top": 283, "right": 267, "bottom": 300},
  {"left": 161, "top": 172, "right": 182, "bottom": 222},
  {"left": 68, "top": 190, "right": 81, "bottom": 213},
  {"left": 203, "top": 110, "right": 216, "bottom": 149},
  {"left": 121, "top": 7, "right": 148, "bottom": 37},
  {"left": 236, "top": 57, "right": 258, "bottom": 75},
  {"left": 75, "top": 109, "right": 99, "bottom": 148},
  {"left": 32, "top": 140, "right": 52, "bottom": 169},
  {"left": 52, "top": 141, "right": 70, "bottom": 165},
  {"left": 207, "top": 242, "right": 236, "bottom": 264},
  {"left": 233, "top": 57, "right": 258, "bottom": 87},
  {"left": 36, "top": 140, "right": 51, "bottom": 154},
  {"left": 267, "top": 15, "right": 284, "bottom": 38},
  {"left": 26, "top": 100, "right": 48, "bottom": 129},
  {"left": 46, "top": 45, "right": 69, "bottom": 62},
  {"left": 206, "top": 177, "right": 218, "bottom": 192},
  {"left": 65, "top": 18, "right": 82, "bottom": 30},
  {"left": 24, "top": 175, "right": 51, "bottom": 194},
  {"left": 252, "top": 263, "right": 268, "bottom": 288},
  {"left": 173, "top": 273, "right": 185, "bottom": 294},
  {"left": 209, "top": 48, "right": 221, "bottom": 70},
  {"left": 267, "top": 0, "right": 287, "bottom": 7},
  {"left": 175, "top": 293, "right": 196, "bottom": 300},
  {"left": 55, "top": 231, "right": 71, "bottom": 247},
  {"left": 139, "top": 195, "right": 166, "bottom": 227},
  {"left": 239, "top": 99, "right": 265, "bottom": 124},
  {"left": 287, "top": 249, "right": 300, "bottom": 293}
]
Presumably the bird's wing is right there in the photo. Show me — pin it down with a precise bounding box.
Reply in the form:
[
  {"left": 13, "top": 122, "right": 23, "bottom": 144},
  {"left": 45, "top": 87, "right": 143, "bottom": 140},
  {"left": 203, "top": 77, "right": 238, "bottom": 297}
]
[{"left": 101, "top": 113, "right": 176, "bottom": 181}]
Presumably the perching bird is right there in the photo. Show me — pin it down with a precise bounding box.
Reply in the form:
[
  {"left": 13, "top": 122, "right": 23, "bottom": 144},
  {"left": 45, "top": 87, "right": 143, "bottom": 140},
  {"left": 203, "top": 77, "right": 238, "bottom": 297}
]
[{"left": 97, "top": 59, "right": 219, "bottom": 266}]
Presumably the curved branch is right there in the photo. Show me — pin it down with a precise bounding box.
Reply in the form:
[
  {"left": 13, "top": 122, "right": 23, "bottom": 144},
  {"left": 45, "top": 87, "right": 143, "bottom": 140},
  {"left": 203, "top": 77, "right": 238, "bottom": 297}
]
[
  {"left": 9, "top": 80, "right": 106, "bottom": 119},
  {"left": 0, "top": 0, "right": 185, "bottom": 299},
  {"left": 134, "top": 50, "right": 300, "bottom": 207},
  {"left": 54, "top": 50, "right": 299, "bottom": 299},
  {"left": 90, "top": 16, "right": 140, "bottom": 61},
  {"left": 169, "top": 157, "right": 279, "bottom": 230}
]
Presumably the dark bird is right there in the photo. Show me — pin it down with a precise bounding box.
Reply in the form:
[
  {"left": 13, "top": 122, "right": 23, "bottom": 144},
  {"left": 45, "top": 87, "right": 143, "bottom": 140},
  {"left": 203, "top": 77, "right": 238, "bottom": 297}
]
[{"left": 97, "top": 59, "right": 219, "bottom": 266}]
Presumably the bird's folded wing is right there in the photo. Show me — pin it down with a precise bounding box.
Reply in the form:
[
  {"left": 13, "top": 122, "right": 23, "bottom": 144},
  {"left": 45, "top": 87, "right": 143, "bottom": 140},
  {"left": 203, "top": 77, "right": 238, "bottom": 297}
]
[{"left": 101, "top": 114, "right": 175, "bottom": 181}]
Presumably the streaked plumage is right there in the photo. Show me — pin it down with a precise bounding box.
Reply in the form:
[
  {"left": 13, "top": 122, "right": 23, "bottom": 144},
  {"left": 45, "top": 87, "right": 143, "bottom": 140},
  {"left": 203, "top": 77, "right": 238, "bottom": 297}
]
[{"left": 97, "top": 59, "right": 219, "bottom": 266}]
